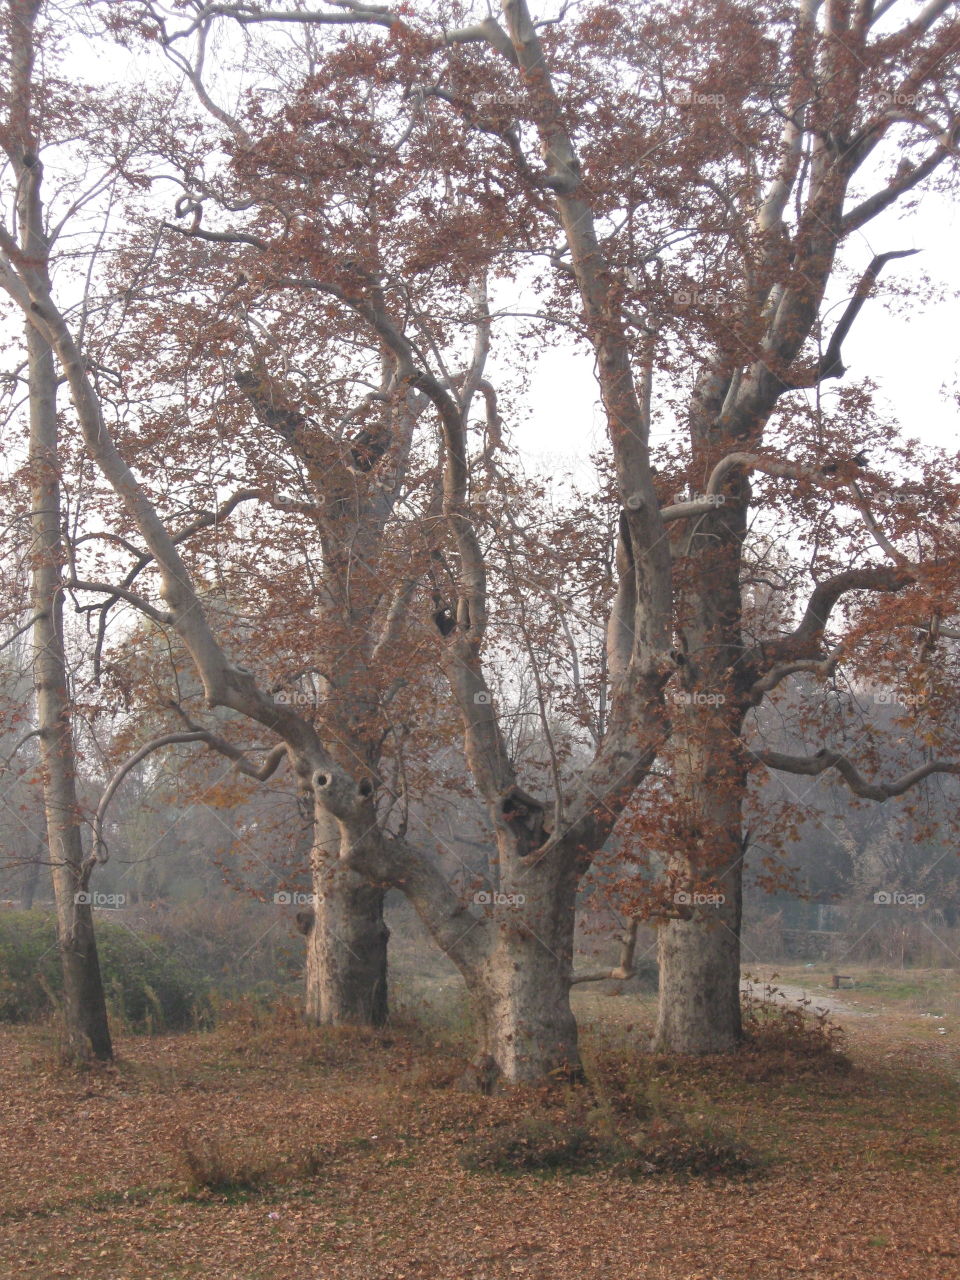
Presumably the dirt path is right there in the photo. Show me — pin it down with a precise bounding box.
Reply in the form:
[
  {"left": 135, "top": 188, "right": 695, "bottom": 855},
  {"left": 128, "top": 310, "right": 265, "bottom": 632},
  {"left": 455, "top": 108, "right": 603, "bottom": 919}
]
[{"left": 740, "top": 979, "right": 878, "bottom": 1018}]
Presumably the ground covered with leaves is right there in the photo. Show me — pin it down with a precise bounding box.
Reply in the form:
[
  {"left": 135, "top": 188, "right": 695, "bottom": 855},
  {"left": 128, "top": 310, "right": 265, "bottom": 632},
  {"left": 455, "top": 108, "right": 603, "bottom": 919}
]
[{"left": 1, "top": 996, "right": 958, "bottom": 1280}]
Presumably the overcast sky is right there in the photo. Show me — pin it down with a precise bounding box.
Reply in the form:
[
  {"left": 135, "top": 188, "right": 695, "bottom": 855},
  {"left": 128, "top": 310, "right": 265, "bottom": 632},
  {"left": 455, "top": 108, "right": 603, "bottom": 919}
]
[{"left": 520, "top": 188, "right": 959, "bottom": 475}]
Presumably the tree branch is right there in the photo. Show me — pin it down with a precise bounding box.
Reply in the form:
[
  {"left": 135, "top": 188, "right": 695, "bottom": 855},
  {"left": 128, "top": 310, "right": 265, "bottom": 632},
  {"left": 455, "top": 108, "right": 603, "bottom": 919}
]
[
  {"left": 1, "top": 727, "right": 42, "bottom": 769},
  {"left": 791, "top": 565, "right": 912, "bottom": 646},
  {"left": 841, "top": 143, "right": 953, "bottom": 234},
  {"left": 752, "top": 748, "right": 960, "bottom": 800},
  {"left": 92, "top": 726, "right": 289, "bottom": 866},
  {"left": 0, "top": 613, "right": 42, "bottom": 653},
  {"left": 66, "top": 578, "right": 173, "bottom": 626},
  {"left": 809, "top": 249, "right": 921, "bottom": 382},
  {"left": 570, "top": 917, "right": 642, "bottom": 984},
  {"left": 748, "top": 653, "right": 841, "bottom": 702}
]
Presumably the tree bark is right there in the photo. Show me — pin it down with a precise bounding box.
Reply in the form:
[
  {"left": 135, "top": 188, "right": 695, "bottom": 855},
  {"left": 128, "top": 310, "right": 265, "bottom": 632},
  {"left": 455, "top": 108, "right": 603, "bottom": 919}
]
[
  {"left": 303, "top": 806, "right": 389, "bottom": 1027},
  {"left": 652, "top": 443, "right": 749, "bottom": 1055},
  {"left": 652, "top": 823, "right": 745, "bottom": 1053},
  {"left": 652, "top": 704, "right": 747, "bottom": 1054},
  {"left": 464, "top": 863, "right": 582, "bottom": 1085},
  {"left": 27, "top": 322, "right": 112, "bottom": 1062}
]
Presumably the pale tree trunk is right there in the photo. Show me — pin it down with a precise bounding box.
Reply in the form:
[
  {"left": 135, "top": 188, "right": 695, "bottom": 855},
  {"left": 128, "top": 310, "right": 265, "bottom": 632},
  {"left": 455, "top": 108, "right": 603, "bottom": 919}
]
[
  {"left": 28, "top": 322, "right": 112, "bottom": 1062},
  {"left": 652, "top": 489, "right": 749, "bottom": 1054},
  {"left": 302, "top": 805, "right": 388, "bottom": 1027},
  {"left": 355, "top": 824, "right": 595, "bottom": 1087},
  {"left": 466, "top": 863, "right": 581, "bottom": 1085},
  {"left": 652, "top": 772, "right": 745, "bottom": 1054}
]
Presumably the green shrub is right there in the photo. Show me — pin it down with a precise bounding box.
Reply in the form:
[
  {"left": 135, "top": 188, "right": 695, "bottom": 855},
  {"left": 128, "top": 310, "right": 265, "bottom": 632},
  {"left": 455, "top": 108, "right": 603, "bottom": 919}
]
[
  {"left": 0, "top": 909, "right": 206, "bottom": 1031},
  {"left": 0, "top": 909, "right": 62, "bottom": 1023}
]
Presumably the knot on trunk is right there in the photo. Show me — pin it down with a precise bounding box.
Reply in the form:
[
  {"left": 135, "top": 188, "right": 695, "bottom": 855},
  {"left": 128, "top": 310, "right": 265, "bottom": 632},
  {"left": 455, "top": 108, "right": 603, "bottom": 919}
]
[
  {"left": 294, "top": 907, "right": 315, "bottom": 936},
  {"left": 501, "top": 786, "right": 546, "bottom": 848}
]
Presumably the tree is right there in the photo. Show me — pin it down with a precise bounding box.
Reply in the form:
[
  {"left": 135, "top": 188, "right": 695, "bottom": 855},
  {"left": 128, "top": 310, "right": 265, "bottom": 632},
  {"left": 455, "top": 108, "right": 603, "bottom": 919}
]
[
  {"left": 0, "top": 0, "right": 112, "bottom": 1059},
  {"left": 4, "top": 0, "right": 960, "bottom": 1083},
  {"left": 138, "top": 0, "right": 960, "bottom": 1060}
]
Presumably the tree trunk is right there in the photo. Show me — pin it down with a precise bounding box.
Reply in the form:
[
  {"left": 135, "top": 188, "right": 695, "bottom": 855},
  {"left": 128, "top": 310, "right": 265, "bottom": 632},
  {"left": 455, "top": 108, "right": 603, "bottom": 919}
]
[
  {"left": 28, "top": 323, "right": 112, "bottom": 1062},
  {"left": 21, "top": 837, "right": 44, "bottom": 910},
  {"left": 653, "top": 865, "right": 744, "bottom": 1054},
  {"left": 652, "top": 722, "right": 746, "bottom": 1054},
  {"left": 465, "top": 865, "right": 582, "bottom": 1086},
  {"left": 302, "top": 807, "right": 388, "bottom": 1027}
]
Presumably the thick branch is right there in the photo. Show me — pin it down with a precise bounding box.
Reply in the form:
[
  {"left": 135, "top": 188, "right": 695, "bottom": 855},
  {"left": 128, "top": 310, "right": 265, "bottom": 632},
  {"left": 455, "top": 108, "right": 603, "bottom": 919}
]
[
  {"left": 753, "top": 748, "right": 960, "bottom": 800},
  {"left": 0, "top": 250, "right": 354, "bottom": 806},
  {"left": 791, "top": 565, "right": 912, "bottom": 646},
  {"left": 499, "top": 0, "right": 672, "bottom": 673},
  {"left": 345, "top": 830, "right": 490, "bottom": 969},
  {"left": 841, "top": 144, "right": 952, "bottom": 234},
  {"left": 92, "top": 728, "right": 288, "bottom": 865},
  {"left": 811, "top": 249, "right": 921, "bottom": 381},
  {"left": 66, "top": 578, "right": 173, "bottom": 625}
]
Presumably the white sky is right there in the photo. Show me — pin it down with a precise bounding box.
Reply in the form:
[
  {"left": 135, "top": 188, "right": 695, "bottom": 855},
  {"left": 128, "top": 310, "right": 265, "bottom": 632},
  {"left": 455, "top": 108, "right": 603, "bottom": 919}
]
[{"left": 521, "top": 192, "right": 960, "bottom": 471}]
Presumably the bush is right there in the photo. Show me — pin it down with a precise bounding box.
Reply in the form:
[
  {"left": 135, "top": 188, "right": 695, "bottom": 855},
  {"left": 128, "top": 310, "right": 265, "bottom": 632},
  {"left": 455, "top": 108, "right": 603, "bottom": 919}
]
[
  {"left": 174, "top": 1128, "right": 328, "bottom": 1195},
  {"left": 459, "top": 1114, "right": 598, "bottom": 1173},
  {"left": 740, "top": 982, "right": 851, "bottom": 1078},
  {"left": 586, "top": 1050, "right": 659, "bottom": 1122},
  {"left": 144, "top": 899, "right": 304, "bottom": 996},
  {"left": 0, "top": 909, "right": 206, "bottom": 1031},
  {"left": 616, "top": 1120, "right": 763, "bottom": 1178},
  {"left": 0, "top": 909, "right": 63, "bottom": 1023}
]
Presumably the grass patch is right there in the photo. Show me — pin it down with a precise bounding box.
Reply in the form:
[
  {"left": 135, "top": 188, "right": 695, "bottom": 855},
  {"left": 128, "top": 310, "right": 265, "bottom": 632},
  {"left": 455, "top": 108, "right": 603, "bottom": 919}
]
[
  {"left": 174, "top": 1128, "right": 329, "bottom": 1196},
  {"left": 458, "top": 1078, "right": 763, "bottom": 1181}
]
